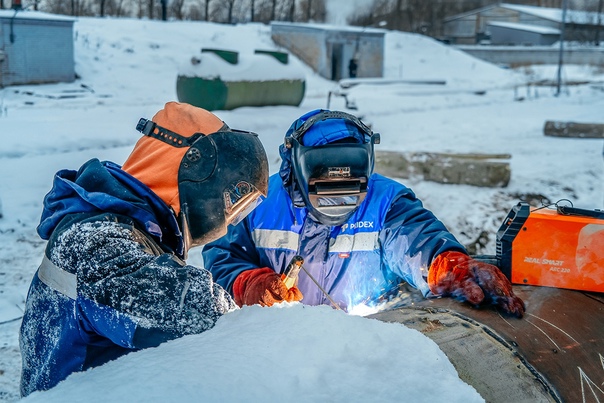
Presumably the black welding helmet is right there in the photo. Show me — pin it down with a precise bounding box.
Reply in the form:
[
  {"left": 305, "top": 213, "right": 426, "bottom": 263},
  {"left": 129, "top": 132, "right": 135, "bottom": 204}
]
[
  {"left": 284, "top": 110, "right": 380, "bottom": 226},
  {"left": 126, "top": 103, "right": 268, "bottom": 250},
  {"left": 176, "top": 127, "right": 268, "bottom": 248}
]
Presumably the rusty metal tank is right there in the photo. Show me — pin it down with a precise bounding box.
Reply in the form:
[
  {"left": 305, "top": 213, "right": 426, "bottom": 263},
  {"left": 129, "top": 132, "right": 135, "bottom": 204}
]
[{"left": 369, "top": 285, "right": 604, "bottom": 402}]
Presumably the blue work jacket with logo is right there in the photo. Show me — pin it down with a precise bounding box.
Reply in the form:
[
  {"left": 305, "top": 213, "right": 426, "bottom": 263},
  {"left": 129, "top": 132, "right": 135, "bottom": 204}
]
[{"left": 203, "top": 173, "right": 466, "bottom": 311}]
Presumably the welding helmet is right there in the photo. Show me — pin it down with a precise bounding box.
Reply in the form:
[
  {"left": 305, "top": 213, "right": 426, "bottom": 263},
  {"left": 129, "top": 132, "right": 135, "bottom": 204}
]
[
  {"left": 284, "top": 110, "right": 380, "bottom": 226},
  {"left": 126, "top": 103, "right": 268, "bottom": 249}
]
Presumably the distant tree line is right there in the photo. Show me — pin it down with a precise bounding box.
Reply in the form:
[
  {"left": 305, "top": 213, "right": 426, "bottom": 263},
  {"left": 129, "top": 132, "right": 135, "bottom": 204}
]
[
  {"left": 1, "top": 0, "right": 600, "bottom": 44},
  {"left": 348, "top": 0, "right": 492, "bottom": 38},
  {"left": 348, "top": 0, "right": 602, "bottom": 39},
  {"left": 1, "top": 0, "right": 327, "bottom": 23}
]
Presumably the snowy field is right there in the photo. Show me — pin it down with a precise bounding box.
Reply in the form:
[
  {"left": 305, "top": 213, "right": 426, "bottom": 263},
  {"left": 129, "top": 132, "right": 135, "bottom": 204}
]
[{"left": 1, "top": 15, "right": 603, "bottom": 402}]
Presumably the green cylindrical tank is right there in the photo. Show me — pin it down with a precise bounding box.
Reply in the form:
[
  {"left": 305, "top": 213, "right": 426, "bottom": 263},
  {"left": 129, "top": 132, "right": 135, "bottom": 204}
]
[
  {"left": 176, "top": 76, "right": 228, "bottom": 112},
  {"left": 176, "top": 48, "right": 305, "bottom": 111},
  {"left": 177, "top": 77, "right": 305, "bottom": 111}
]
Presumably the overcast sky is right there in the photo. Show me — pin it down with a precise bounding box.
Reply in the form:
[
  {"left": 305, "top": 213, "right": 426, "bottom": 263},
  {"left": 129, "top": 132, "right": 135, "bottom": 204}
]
[{"left": 325, "top": 0, "right": 374, "bottom": 25}]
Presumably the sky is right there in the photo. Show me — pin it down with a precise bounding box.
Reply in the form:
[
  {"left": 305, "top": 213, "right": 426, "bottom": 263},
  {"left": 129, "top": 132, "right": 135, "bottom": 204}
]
[{"left": 1, "top": 12, "right": 604, "bottom": 403}]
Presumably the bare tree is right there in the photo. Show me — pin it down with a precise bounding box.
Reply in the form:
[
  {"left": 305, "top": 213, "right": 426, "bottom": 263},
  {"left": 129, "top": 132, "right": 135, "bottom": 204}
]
[
  {"left": 394, "top": 0, "right": 403, "bottom": 30},
  {"left": 113, "top": 0, "right": 127, "bottom": 17},
  {"left": 312, "top": 0, "right": 326, "bottom": 22},
  {"left": 188, "top": 0, "right": 206, "bottom": 20},
  {"left": 349, "top": 0, "right": 489, "bottom": 38},
  {"left": 288, "top": 0, "right": 295, "bottom": 21},
  {"left": 249, "top": 0, "right": 273, "bottom": 23},
  {"left": 100, "top": 0, "right": 126, "bottom": 17},
  {"left": 170, "top": 0, "right": 187, "bottom": 20},
  {"left": 148, "top": 0, "right": 154, "bottom": 19},
  {"left": 227, "top": 0, "right": 236, "bottom": 23},
  {"left": 299, "top": 0, "right": 324, "bottom": 21},
  {"left": 210, "top": 0, "right": 236, "bottom": 23},
  {"left": 65, "top": 0, "right": 94, "bottom": 17},
  {"left": 596, "top": 0, "right": 603, "bottom": 45}
]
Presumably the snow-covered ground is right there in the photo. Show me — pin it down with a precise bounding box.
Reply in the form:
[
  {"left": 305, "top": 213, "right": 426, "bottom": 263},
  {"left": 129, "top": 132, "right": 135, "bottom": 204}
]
[{"left": 1, "top": 15, "right": 603, "bottom": 402}]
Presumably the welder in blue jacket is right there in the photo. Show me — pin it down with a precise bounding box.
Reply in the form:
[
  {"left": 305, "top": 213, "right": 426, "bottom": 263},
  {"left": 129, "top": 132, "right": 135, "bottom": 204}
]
[
  {"left": 19, "top": 102, "right": 269, "bottom": 396},
  {"left": 203, "top": 109, "right": 525, "bottom": 316}
]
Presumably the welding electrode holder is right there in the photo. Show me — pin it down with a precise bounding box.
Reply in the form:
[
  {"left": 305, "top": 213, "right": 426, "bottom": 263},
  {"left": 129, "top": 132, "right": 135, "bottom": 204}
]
[{"left": 282, "top": 255, "right": 304, "bottom": 289}]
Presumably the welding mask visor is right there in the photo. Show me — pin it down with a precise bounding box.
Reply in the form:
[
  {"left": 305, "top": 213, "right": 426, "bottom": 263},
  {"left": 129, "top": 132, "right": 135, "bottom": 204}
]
[{"left": 285, "top": 111, "right": 380, "bottom": 226}]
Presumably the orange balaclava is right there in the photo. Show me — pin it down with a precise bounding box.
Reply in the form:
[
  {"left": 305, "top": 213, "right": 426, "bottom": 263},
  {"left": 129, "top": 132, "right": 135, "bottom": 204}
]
[{"left": 122, "top": 102, "right": 225, "bottom": 215}]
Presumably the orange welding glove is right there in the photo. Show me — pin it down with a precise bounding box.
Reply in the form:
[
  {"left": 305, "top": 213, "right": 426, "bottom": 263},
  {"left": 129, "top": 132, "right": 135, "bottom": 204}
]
[
  {"left": 232, "top": 267, "right": 303, "bottom": 307},
  {"left": 428, "top": 251, "right": 525, "bottom": 318}
]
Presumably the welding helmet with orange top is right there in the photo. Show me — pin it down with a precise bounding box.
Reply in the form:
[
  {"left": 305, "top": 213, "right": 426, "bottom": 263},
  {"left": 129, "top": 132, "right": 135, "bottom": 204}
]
[{"left": 123, "top": 102, "right": 268, "bottom": 249}]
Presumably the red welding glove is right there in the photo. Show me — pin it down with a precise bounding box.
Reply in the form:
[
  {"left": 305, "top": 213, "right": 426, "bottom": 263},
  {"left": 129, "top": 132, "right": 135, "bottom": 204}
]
[
  {"left": 428, "top": 251, "right": 525, "bottom": 318},
  {"left": 232, "top": 267, "right": 303, "bottom": 307}
]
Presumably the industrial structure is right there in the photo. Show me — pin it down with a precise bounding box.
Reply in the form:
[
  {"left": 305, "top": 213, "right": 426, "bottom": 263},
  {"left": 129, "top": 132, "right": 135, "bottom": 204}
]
[
  {"left": 271, "top": 22, "right": 385, "bottom": 81},
  {"left": 0, "top": 9, "right": 75, "bottom": 87},
  {"left": 443, "top": 3, "right": 603, "bottom": 45}
]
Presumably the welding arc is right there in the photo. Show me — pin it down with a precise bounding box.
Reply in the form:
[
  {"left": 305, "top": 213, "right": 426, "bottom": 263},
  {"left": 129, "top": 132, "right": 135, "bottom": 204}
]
[{"left": 299, "top": 264, "right": 342, "bottom": 311}]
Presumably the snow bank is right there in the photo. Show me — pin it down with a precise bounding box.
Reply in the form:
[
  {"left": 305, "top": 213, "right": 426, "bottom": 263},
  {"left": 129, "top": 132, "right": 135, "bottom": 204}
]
[{"left": 22, "top": 304, "right": 483, "bottom": 403}]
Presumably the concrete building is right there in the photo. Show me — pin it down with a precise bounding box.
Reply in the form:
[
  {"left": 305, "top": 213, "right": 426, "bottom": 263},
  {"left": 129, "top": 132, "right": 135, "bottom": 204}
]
[
  {"left": 0, "top": 9, "right": 75, "bottom": 87},
  {"left": 270, "top": 22, "right": 385, "bottom": 81},
  {"left": 488, "top": 21, "right": 560, "bottom": 45},
  {"left": 443, "top": 3, "right": 603, "bottom": 45}
]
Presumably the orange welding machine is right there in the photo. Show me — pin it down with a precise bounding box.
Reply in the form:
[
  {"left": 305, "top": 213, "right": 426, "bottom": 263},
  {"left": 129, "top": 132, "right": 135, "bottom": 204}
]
[{"left": 496, "top": 202, "right": 604, "bottom": 293}]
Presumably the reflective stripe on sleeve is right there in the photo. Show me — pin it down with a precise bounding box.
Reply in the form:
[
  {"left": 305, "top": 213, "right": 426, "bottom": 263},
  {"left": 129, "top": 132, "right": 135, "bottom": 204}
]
[
  {"left": 37, "top": 255, "right": 77, "bottom": 300},
  {"left": 252, "top": 229, "right": 299, "bottom": 251},
  {"left": 329, "top": 232, "right": 379, "bottom": 253}
]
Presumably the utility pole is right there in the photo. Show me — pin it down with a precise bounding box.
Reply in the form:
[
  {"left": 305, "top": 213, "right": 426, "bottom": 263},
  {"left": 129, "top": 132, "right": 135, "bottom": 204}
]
[{"left": 555, "top": 0, "right": 568, "bottom": 97}]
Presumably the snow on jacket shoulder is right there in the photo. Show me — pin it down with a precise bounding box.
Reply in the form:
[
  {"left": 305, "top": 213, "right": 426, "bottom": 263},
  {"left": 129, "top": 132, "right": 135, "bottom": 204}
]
[
  {"left": 203, "top": 173, "right": 465, "bottom": 311},
  {"left": 19, "top": 159, "right": 236, "bottom": 397}
]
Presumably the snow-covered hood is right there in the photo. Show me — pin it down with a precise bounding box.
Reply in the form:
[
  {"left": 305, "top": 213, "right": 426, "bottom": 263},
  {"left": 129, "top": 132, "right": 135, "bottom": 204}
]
[{"left": 37, "top": 158, "right": 183, "bottom": 255}]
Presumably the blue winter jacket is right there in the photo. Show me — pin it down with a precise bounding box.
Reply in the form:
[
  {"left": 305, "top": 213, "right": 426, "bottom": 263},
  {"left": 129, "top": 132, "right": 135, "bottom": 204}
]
[
  {"left": 20, "top": 158, "right": 235, "bottom": 396},
  {"left": 203, "top": 127, "right": 466, "bottom": 310}
]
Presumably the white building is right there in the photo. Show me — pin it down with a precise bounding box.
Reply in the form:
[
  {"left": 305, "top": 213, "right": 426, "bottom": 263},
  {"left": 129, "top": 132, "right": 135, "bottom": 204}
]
[
  {"left": 0, "top": 9, "right": 75, "bottom": 87},
  {"left": 271, "top": 22, "right": 385, "bottom": 81},
  {"left": 443, "top": 3, "right": 603, "bottom": 45}
]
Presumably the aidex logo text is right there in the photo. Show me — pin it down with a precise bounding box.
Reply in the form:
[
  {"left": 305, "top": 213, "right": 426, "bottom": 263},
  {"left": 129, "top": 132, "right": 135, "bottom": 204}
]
[{"left": 341, "top": 221, "right": 374, "bottom": 231}]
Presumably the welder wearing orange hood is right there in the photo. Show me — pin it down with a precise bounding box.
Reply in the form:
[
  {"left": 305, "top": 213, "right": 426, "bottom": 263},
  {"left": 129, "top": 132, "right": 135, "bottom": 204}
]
[
  {"left": 203, "top": 109, "right": 525, "bottom": 317},
  {"left": 19, "top": 102, "right": 268, "bottom": 397}
]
